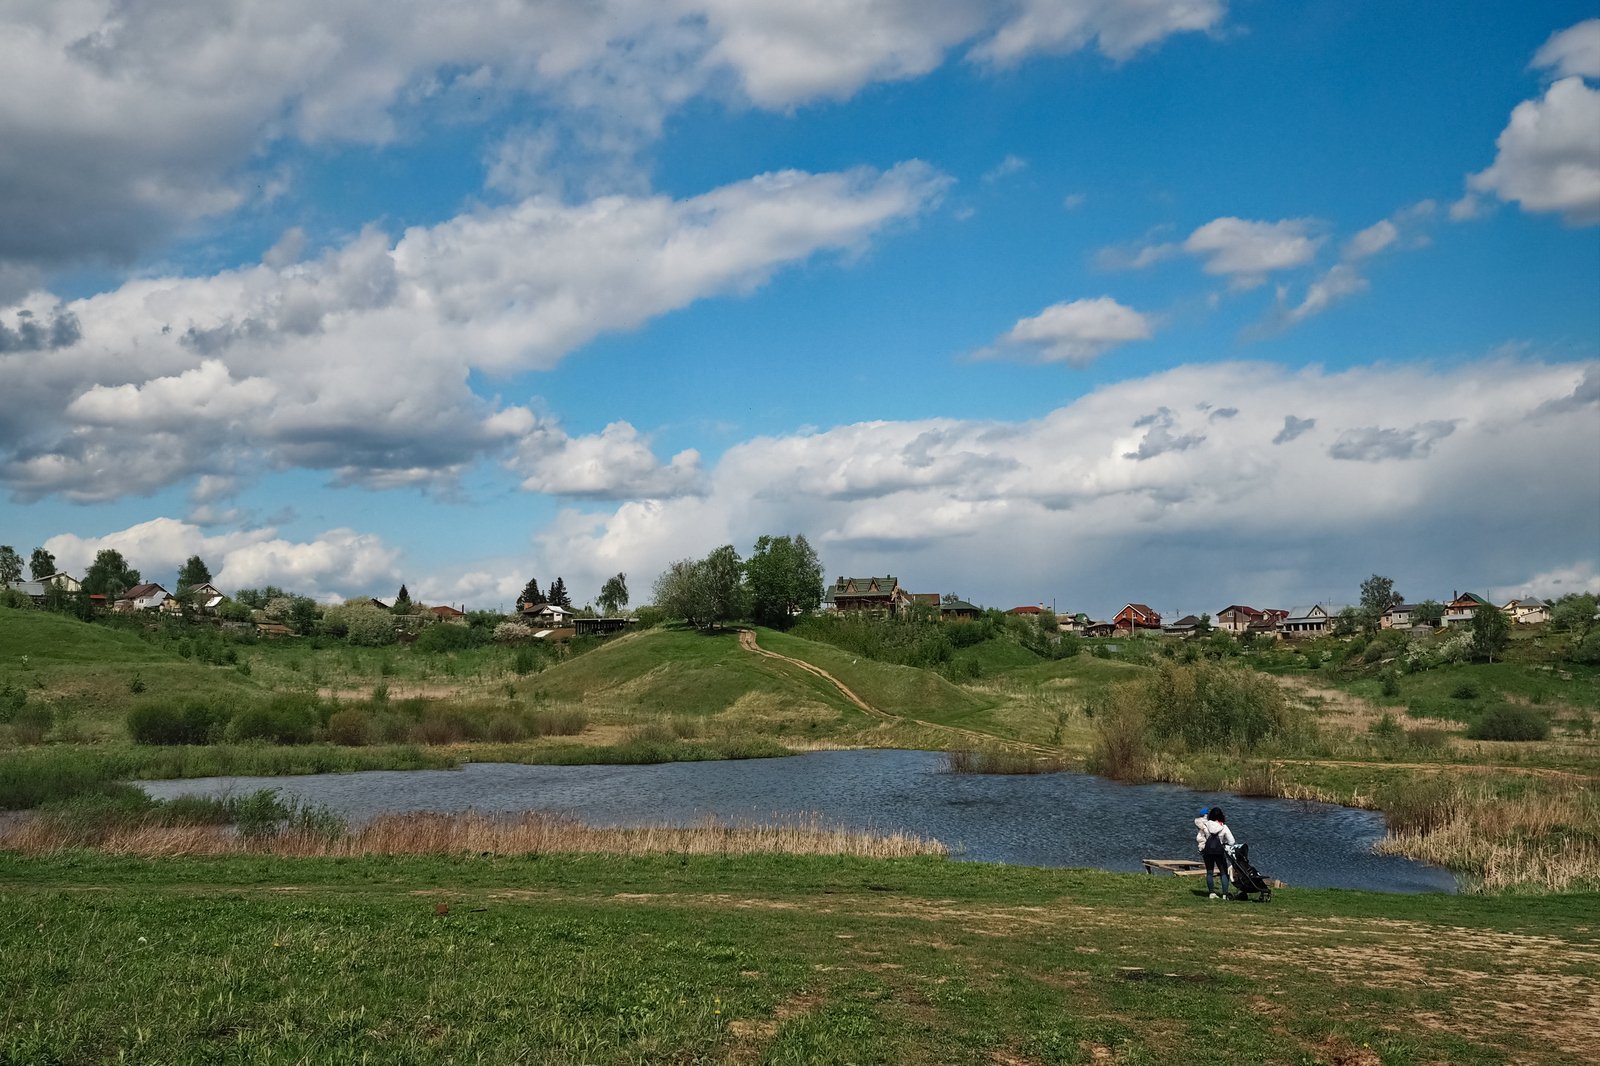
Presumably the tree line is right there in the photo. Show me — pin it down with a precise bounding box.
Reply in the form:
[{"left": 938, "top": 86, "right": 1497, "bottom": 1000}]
[{"left": 652, "top": 534, "right": 823, "bottom": 630}]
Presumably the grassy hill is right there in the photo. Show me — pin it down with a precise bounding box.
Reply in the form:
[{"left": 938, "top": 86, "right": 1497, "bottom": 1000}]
[
  {"left": 526, "top": 626, "right": 861, "bottom": 726},
  {"left": 1, "top": 607, "right": 264, "bottom": 740}
]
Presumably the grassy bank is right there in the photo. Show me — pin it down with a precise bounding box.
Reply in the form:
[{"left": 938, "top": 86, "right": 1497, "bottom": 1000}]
[{"left": 0, "top": 851, "right": 1594, "bottom": 1064}]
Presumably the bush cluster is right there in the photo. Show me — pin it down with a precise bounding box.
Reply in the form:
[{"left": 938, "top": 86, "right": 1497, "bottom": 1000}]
[{"left": 1465, "top": 705, "right": 1550, "bottom": 742}]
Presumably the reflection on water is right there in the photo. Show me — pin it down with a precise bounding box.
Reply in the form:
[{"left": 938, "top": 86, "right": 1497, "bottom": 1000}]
[{"left": 139, "top": 748, "right": 1457, "bottom": 894}]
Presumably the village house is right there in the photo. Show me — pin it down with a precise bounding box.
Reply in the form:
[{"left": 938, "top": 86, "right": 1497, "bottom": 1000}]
[
  {"left": 1442, "top": 592, "right": 1491, "bottom": 628},
  {"left": 1113, "top": 603, "right": 1161, "bottom": 634},
  {"left": 1215, "top": 605, "right": 1264, "bottom": 634},
  {"left": 42, "top": 573, "right": 81, "bottom": 593},
  {"left": 1083, "top": 620, "right": 1117, "bottom": 637},
  {"left": 116, "top": 583, "right": 174, "bottom": 613},
  {"left": 1381, "top": 603, "right": 1421, "bottom": 629},
  {"left": 1501, "top": 598, "right": 1551, "bottom": 625},
  {"left": 1246, "top": 611, "right": 1286, "bottom": 640},
  {"left": 824, "top": 576, "right": 913, "bottom": 615},
  {"left": 939, "top": 598, "right": 981, "bottom": 622},
  {"left": 427, "top": 604, "right": 466, "bottom": 622},
  {"left": 1280, "top": 603, "right": 1352, "bottom": 637},
  {"left": 1163, "top": 614, "right": 1204, "bottom": 636},
  {"left": 183, "top": 582, "right": 227, "bottom": 612},
  {"left": 519, "top": 602, "right": 573, "bottom": 626}
]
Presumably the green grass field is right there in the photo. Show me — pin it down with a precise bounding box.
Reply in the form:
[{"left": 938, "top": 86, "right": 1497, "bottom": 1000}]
[{"left": 1, "top": 851, "right": 1593, "bottom": 1065}]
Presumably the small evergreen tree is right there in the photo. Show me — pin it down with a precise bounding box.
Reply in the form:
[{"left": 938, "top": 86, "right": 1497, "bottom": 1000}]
[
  {"left": 547, "top": 577, "right": 571, "bottom": 608},
  {"left": 393, "top": 584, "right": 413, "bottom": 613},
  {"left": 520, "top": 577, "right": 543, "bottom": 607}
]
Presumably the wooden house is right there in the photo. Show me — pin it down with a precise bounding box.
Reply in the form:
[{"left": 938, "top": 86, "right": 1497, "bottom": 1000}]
[{"left": 1442, "top": 592, "right": 1491, "bottom": 628}]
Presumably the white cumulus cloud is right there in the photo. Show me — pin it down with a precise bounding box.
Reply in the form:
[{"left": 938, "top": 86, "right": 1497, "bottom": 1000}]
[{"left": 984, "top": 296, "right": 1155, "bottom": 366}]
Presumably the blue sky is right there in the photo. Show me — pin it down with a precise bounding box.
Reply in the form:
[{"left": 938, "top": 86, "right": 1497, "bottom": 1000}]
[{"left": 2, "top": 1, "right": 1597, "bottom": 618}]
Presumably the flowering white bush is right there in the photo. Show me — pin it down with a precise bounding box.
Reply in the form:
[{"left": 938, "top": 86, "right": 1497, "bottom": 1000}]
[
  {"left": 1436, "top": 631, "right": 1474, "bottom": 664},
  {"left": 494, "top": 621, "right": 534, "bottom": 643}
]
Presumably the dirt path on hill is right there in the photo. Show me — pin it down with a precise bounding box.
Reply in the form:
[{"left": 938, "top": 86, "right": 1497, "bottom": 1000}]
[{"left": 738, "top": 629, "right": 1059, "bottom": 757}]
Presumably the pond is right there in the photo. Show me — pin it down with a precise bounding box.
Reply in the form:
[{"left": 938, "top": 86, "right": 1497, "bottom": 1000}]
[{"left": 139, "top": 748, "right": 1457, "bottom": 894}]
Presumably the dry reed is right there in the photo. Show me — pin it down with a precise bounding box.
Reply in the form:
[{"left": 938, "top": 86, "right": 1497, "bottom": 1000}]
[
  {"left": 0, "top": 810, "right": 948, "bottom": 861},
  {"left": 1372, "top": 780, "right": 1600, "bottom": 893}
]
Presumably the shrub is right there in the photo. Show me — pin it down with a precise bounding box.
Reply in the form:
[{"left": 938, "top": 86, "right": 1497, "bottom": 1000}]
[
  {"left": 1234, "top": 763, "right": 1281, "bottom": 797},
  {"left": 415, "top": 623, "right": 482, "bottom": 652},
  {"left": 486, "top": 713, "right": 529, "bottom": 743},
  {"left": 1465, "top": 705, "right": 1550, "bottom": 742},
  {"left": 0, "top": 679, "right": 26, "bottom": 722},
  {"left": 372, "top": 713, "right": 413, "bottom": 744},
  {"left": 527, "top": 707, "right": 586, "bottom": 736},
  {"left": 1084, "top": 687, "right": 1148, "bottom": 781},
  {"left": 1368, "top": 713, "right": 1403, "bottom": 741},
  {"left": 1138, "top": 661, "right": 1299, "bottom": 752},
  {"left": 233, "top": 789, "right": 292, "bottom": 838},
  {"left": 1379, "top": 670, "right": 1402, "bottom": 697},
  {"left": 10, "top": 703, "right": 53, "bottom": 745},
  {"left": 624, "top": 721, "right": 677, "bottom": 745},
  {"left": 1451, "top": 681, "right": 1479, "bottom": 700},
  {"left": 513, "top": 646, "right": 540, "bottom": 675},
  {"left": 326, "top": 707, "right": 371, "bottom": 746},
  {"left": 495, "top": 621, "right": 535, "bottom": 644},
  {"left": 129, "top": 672, "right": 146, "bottom": 695},
  {"left": 128, "top": 700, "right": 230, "bottom": 746},
  {"left": 226, "top": 695, "right": 321, "bottom": 745}
]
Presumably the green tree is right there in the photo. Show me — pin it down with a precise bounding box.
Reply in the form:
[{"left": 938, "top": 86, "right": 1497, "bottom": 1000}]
[
  {"left": 1413, "top": 600, "right": 1445, "bottom": 628},
  {"left": 1331, "top": 607, "right": 1361, "bottom": 637},
  {"left": 519, "top": 577, "right": 543, "bottom": 607},
  {"left": 1359, "top": 574, "right": 1402, "bottom": 631},
  {"left": 82, "top": 549, "right": 140, "bottom": 599},
  {"left": 700, "top": 545, "right": 745, "bottom": 627},
  {"left": 28, "top": 548, "right": 56, "bottom": 581},
  {"left": 597, "top": 573, "right": 629, "bottom": 616},
  {"left": 744, "top": 533, "right": 824, "bottom": 628},
  {"left": 1549, "top": 593, "right": 1597, "bottom": 633},
  {"left": 0, "top": 546, "right": 21, "bottom": 587},
  {"left": 547, "top": 577, "right": 572, "bottom": 609},
  {"left": 176, "top": 554, "right": 212, "bottom": 595},
  {"left": 1470, "top": 603, "right": 1510, "bottom": 663},
  {"left": 653, "top": 559, "right": 704, "bottom": 626},
  {"left": 288, "top": 596, "right": 319, "bottom": 635},
  {"left": 392, "top": 584, "right": 413, "bottom": 613}
]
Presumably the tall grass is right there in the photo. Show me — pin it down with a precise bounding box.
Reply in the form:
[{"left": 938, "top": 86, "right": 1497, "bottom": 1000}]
[
  {"left": 1373, "top": 777, "right": 1600, "bottom": 893},
  {"left": 0, "top": 810, "right": 946, "bottom": 860}
]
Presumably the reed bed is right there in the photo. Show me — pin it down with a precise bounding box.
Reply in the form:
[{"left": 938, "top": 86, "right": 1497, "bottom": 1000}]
[
  {"left": 1373, "top": 779, "right": 1600, "bottom": 893},
  {"left": 0, "top": 810, "right": 948, "bottom": 861}
]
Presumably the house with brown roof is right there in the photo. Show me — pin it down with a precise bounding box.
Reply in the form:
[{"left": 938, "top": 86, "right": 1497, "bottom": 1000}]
[
  {"left": 427, "top": 604, "right": 466, "bottom": 621},
  {"left": 1113, "top": 603, "right": 1161, "bottom": 633},
  {"left": 1215, "top": 605, "right": 1264, "bottom": 634},
  {"left": 939, "top": 598, "right": 981, "bottom": 621},
  {"left": 115, "top": 583, "right": 174, "bottom": 613}
]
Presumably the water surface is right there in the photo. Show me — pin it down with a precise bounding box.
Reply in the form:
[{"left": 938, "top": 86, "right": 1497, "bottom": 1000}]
[{"left": 140, "top": 748, "right": 1456, "bottom": 894}]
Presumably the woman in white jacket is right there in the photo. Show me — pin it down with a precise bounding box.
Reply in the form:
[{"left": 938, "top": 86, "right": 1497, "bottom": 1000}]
[{"left": 1193, "top": 806, "right": 1236, "bottom": 899}]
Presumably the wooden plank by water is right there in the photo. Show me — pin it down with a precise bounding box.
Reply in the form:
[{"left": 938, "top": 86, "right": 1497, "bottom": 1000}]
[{"left": 1142, "top": 858, "right": 1207, "bottom": 877}]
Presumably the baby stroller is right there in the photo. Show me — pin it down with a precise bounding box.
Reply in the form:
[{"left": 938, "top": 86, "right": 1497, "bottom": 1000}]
[{"left": 1226, "top": 843, "right": 1273, "bottom": 902}]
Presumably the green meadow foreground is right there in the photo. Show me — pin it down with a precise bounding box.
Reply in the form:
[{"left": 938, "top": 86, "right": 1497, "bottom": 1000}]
[
  {"left": 2, "top": 604, "right": 1599, "bottom": 1062},
  {"left": 3, "top": 852, "right": 1597, "bottom": 1065}
]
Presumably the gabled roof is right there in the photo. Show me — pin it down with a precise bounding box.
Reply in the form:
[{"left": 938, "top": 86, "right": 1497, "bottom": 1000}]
[
  {"left": 940, "top": 599, "right": 979, "bottom": 612},
  {"left": 428, "top": 604, "right": 465, "bottom": 618},
  {"left": 1216, "top": 605, "right": 1263, "bottom": 618},
  {"left": 1168, "top": 615, "right": 1203, "bottom": 627},
  {"left": 9, "top": 580, "right": 46, "bottom": 597},
  {"left": 1008, "top": 605, "right": 1043, "bottom": 615},
  {"left": 1447, "top": 592, "right": 1490, "bottom": 607},
  {"left": 122, "top": 583, "right": 169, "bottom": 600},
  {"left": 1383, "top": 602, "right": 1420, "bottom": 614},
  {"left": 1117, "top": 603, "right": 1158, "bottom": 617},
  {"left": 829, "top": 576, "right": 901, "bottom": 597}
]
